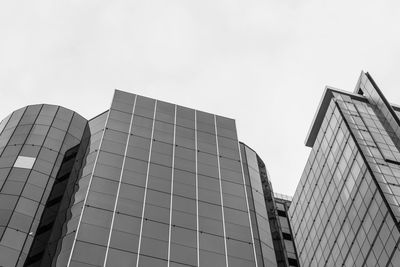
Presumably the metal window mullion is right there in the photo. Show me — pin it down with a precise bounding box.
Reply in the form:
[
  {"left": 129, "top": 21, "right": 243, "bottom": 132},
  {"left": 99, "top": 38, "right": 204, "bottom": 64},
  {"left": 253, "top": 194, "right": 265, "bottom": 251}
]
[
  {"left": 67, "top": 101, "right": 113, "bottom": 267},
  {"left": 195, "top": 111, "right": 200, "bottom": 267},
  {"left": 103, "top": 95, "right": 137, "bottom": 266},
  {"left": 214, "top": 115, "right": 229, "bottom": 267},
  {"left": 0, "top": 107, "right": 28, "bottom": 159},
  {"left": 237, "top": 142, "right": 259, "bottom": 267},
  {"left": 167, "top": 105, "right": 177, "bottom": 266},
  {"left": 44, "top": 114, "right": 88, "bottom": 267},
  {"left": 14, "top": 105, "right": 54, "bottom": 263},
  {"left": 136, "top": 100, "right": 158, "bottom": 267},
  {"left": 0, "top": 107, "right": 29, "bottom": 244},
  {"left": 0, "top": 106, "right": 31, "bottom": 191},
  {"left": 241, "top": 147, "right": 266, "bottom": 267},
  {"left": 0, "top": 113, "right": 11, "bottom": 137}
]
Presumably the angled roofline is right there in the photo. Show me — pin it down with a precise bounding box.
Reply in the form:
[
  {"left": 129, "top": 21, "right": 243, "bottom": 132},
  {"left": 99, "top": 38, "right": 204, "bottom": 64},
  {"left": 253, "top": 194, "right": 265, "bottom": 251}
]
[
  {"left": 114, "top": 89, "right": 237, "bottom": 121},
  {"left": 364, "top": 72, "right": 400, "bottom": 127},
  {"left": 305, "top": 71, "right": 400, "bottom": 148},
  {"left": 89, "top": 110, "right": 108, "bottom": 121},
  {"left": 304, "top": 85, "right": 366, "bottom": 147}
]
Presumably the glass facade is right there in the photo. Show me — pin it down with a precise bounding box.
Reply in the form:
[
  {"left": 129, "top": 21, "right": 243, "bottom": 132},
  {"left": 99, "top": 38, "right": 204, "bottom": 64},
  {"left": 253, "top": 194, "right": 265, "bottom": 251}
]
[
  {"left": 240, "top": 144, "right": 277, "bottom": 267},
  {"left": 273, "top": 197, "right": 299, "bottom": 267},
  {"left": 0, "top": 90, "right": 297, "bottom": 266},
  {"left": 61, "top": 90, "right": 272, "bottom": 267},
  {"left": 0, "top": 104, "right": 90, "bottom": 267},
  {"left": 240, "top": 144, "right": 299, "bottom": 267},
  {"left": 290, "top": 72, "right": 400, "bottom": 266}
]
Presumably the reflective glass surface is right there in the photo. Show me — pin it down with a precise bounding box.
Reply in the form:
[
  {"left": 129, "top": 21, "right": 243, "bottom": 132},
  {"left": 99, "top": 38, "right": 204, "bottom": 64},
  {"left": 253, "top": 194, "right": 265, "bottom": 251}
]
[
  {"left": 13, "top": 156, "right": 36, "bottom": 169},
  {"left": 0, "top": 90, "right": 289, "bottom": 266},
  {"left": 62, "top": 90, "right": 275, "bottom": 267},
  {"left": 0, "top": 104, "right": 90, "bottom": 267},
  {"left": 290, "top": 80, "right": 400, "bottom": 267}
]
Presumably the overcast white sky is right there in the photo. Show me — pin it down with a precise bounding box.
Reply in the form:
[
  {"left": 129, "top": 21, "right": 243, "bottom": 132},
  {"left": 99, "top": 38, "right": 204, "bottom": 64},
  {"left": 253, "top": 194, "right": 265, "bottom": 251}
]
[{"left": 1, "top": 0, "right": 400, "bottom": 196}]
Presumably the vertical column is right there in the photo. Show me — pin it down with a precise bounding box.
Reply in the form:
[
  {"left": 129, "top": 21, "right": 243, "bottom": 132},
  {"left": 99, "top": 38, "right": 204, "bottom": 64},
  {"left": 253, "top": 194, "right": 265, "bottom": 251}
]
[
  {"left": 214, "top": 115, "right": 229, "bottom": 267},
  {"left": 195, "top": 111, "right": 200, "bottom": 267},
  {"left": 136, "top": 100, "right": 158, "bottom": 266},
  {"left": 103, "top": 94, "right": 154, "bottom": 265},
  {"left": 216, "top": 116, "right": 257, "bottom": 266},
  {"left": 244, "top": 146, "right": 277, "bottom": 266},
  {"left": 237, "top": 142, "right": 258, "bottom": 267},
  {"left": 0, "top": 105, "right": 42, "bottom": 267},
  {"left": 103, "top": 95, "right": 137, "bottom": 265},
  {"left": 169, "top": 106, "right": 196, "bottom": 266},
  {"left": 67, "top": 91, "right": 133, "bottom": 267},
  {"left": 139, "top": 99, "right": 176, "bottom": 265},
  {"left": 167, "top": 105, "right": 177, "bottom": 266},
  {"left": 197, "top": 111, "right": 226, "bottom": 266},
  {"left": 67, "top": 107, "right": 111, "bottom": 267}
]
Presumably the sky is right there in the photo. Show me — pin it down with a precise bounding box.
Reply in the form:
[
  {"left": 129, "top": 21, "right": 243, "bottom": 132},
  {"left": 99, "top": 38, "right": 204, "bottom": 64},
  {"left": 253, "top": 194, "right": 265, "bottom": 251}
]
[{"left": 1, "top": 0, "right": 400, "bottom": 196}]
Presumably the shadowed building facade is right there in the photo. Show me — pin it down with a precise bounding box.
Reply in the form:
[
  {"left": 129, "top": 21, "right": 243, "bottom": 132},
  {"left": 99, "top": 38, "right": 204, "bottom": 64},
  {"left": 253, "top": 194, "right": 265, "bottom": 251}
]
[
  {"left": 0, "top": 90, "right": 297, "bottom": 266},
  {"left": 273, "top": 196, "right": 298, "bottom": 267},
  {"left": 289, "top": 72, "right": 400, "bottom": 266},
  {"left": 0, "top": 105, "right": 90, "bottom": 266}
]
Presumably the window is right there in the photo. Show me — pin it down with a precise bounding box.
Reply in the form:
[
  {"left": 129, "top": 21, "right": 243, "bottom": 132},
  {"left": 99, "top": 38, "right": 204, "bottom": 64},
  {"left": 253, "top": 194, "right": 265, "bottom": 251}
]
[{"left": 14, "top": 156, "right": 36, "bottom": 169}]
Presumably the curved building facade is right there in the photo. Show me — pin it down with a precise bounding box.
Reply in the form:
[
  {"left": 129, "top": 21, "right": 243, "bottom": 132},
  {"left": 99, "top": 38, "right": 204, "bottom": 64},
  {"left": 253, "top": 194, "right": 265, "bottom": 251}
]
[
  {"left": 0, "top": 91, "right": 296, "bottom": 267},
  {"left": 240, "top": 143, "right": 299, "bottom": 267},
  {"left": 0, "top": 105, "right": 90, "bottom": 267}
]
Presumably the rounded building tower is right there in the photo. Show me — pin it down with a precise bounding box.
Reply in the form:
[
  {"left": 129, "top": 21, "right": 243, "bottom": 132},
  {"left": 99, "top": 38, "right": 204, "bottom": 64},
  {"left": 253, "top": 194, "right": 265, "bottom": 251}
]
[{"left": 0, "top": 104, "right": 90, "bottom": 267}]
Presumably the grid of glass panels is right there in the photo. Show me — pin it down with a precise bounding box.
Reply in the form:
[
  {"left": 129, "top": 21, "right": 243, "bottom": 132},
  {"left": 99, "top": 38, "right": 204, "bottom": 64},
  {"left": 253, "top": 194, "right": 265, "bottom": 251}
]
[
  {"left": 354, "top": 76, "right": 400, "bottom": 223},
  {"left": 289, "top": 95, "right": 400, "bottom": 266},
  {"left": 55, "top": 110, "right": 108, "bottom": 266},
  {"left": 0, "top": 104, "right": 89, "bottom": 267},
  {"left": 240, "top": 144, "right": 277, "bottom": 267},
  {"left": 274, "top": 198, "right": 299, "bottom": 267},
  {"left": 64, "top": 90, "right": 259, "bottom": 267},
  {"left": 337, "top": 95, "right": 400, "bottom": 222},
  {"left": 358, "top": 73, "right": 400, "bottom": 144}
]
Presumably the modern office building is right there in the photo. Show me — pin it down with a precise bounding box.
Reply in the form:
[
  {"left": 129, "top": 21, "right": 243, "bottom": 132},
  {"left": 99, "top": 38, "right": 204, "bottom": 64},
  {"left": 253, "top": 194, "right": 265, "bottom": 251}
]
[
  {"left": 0, "top": 90, "right": 297, "bottom": 266},
  {"left": 0, "top": 105, "right": 90, "bottom": 267},
  {"left": 273, "top": 195, "right": 298, "bottom": 267},
  {"left": 240, "top": 144, "right": 299, "bottom": 267},
  {"left": 289, "top": 72, "right": 400, "bottom": 266}
]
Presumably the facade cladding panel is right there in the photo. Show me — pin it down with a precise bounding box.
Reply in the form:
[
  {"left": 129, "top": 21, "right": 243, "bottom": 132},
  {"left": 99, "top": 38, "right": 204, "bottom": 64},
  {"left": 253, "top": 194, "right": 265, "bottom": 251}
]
[
  {"left": 0, "top": 90, "right": 295, "bottom": 266},
  {"left": 273, "top": 197, "right": 299, "bottom": 267},
  {"left": 0, "top": 105, "right": 90, "bottom": 267},
  {"left": 240, "top": 145, "right": 299, "bottom": 267},
  {"left": 289, "top": 72, "right": 400, "bottom": 266},
  {"left": 240, "top": 144, "right": 277, "bottom": 266},
  {"left": 56, "top": 90, "right": 280, "bottom": 267}
]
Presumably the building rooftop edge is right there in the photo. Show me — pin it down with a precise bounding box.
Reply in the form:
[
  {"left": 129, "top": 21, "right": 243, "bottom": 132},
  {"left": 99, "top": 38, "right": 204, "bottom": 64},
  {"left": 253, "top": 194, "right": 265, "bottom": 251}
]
[
  {"left": 113, "top": 89, "right": 237, "bottom": 122},
  {"left": 239, "top": 141, "right": 268, "bottom": 166},
  {"left": 3, "top": 103, "right": 89, "bottom": 123},
  {"left": 304, "top": 78, "right": 368, "bottom": 147},
  {"left": 239, "top": 141, "right": 257, "bottom": 154},
  {"left": 89, "top": 110, "right": 108, "bottom": 121},
  {"left": 305, "top": 71, "right": 400, "bottom": 148},
  {"left": 274, "top": 192, "right": 293, "bottom": 201}
]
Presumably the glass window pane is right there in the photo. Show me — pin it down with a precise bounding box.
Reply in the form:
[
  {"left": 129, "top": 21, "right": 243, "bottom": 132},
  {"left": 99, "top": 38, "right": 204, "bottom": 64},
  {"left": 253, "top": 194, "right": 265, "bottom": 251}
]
[{"left": 14, "top": 156, "right": 36, "bottom": 169}]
